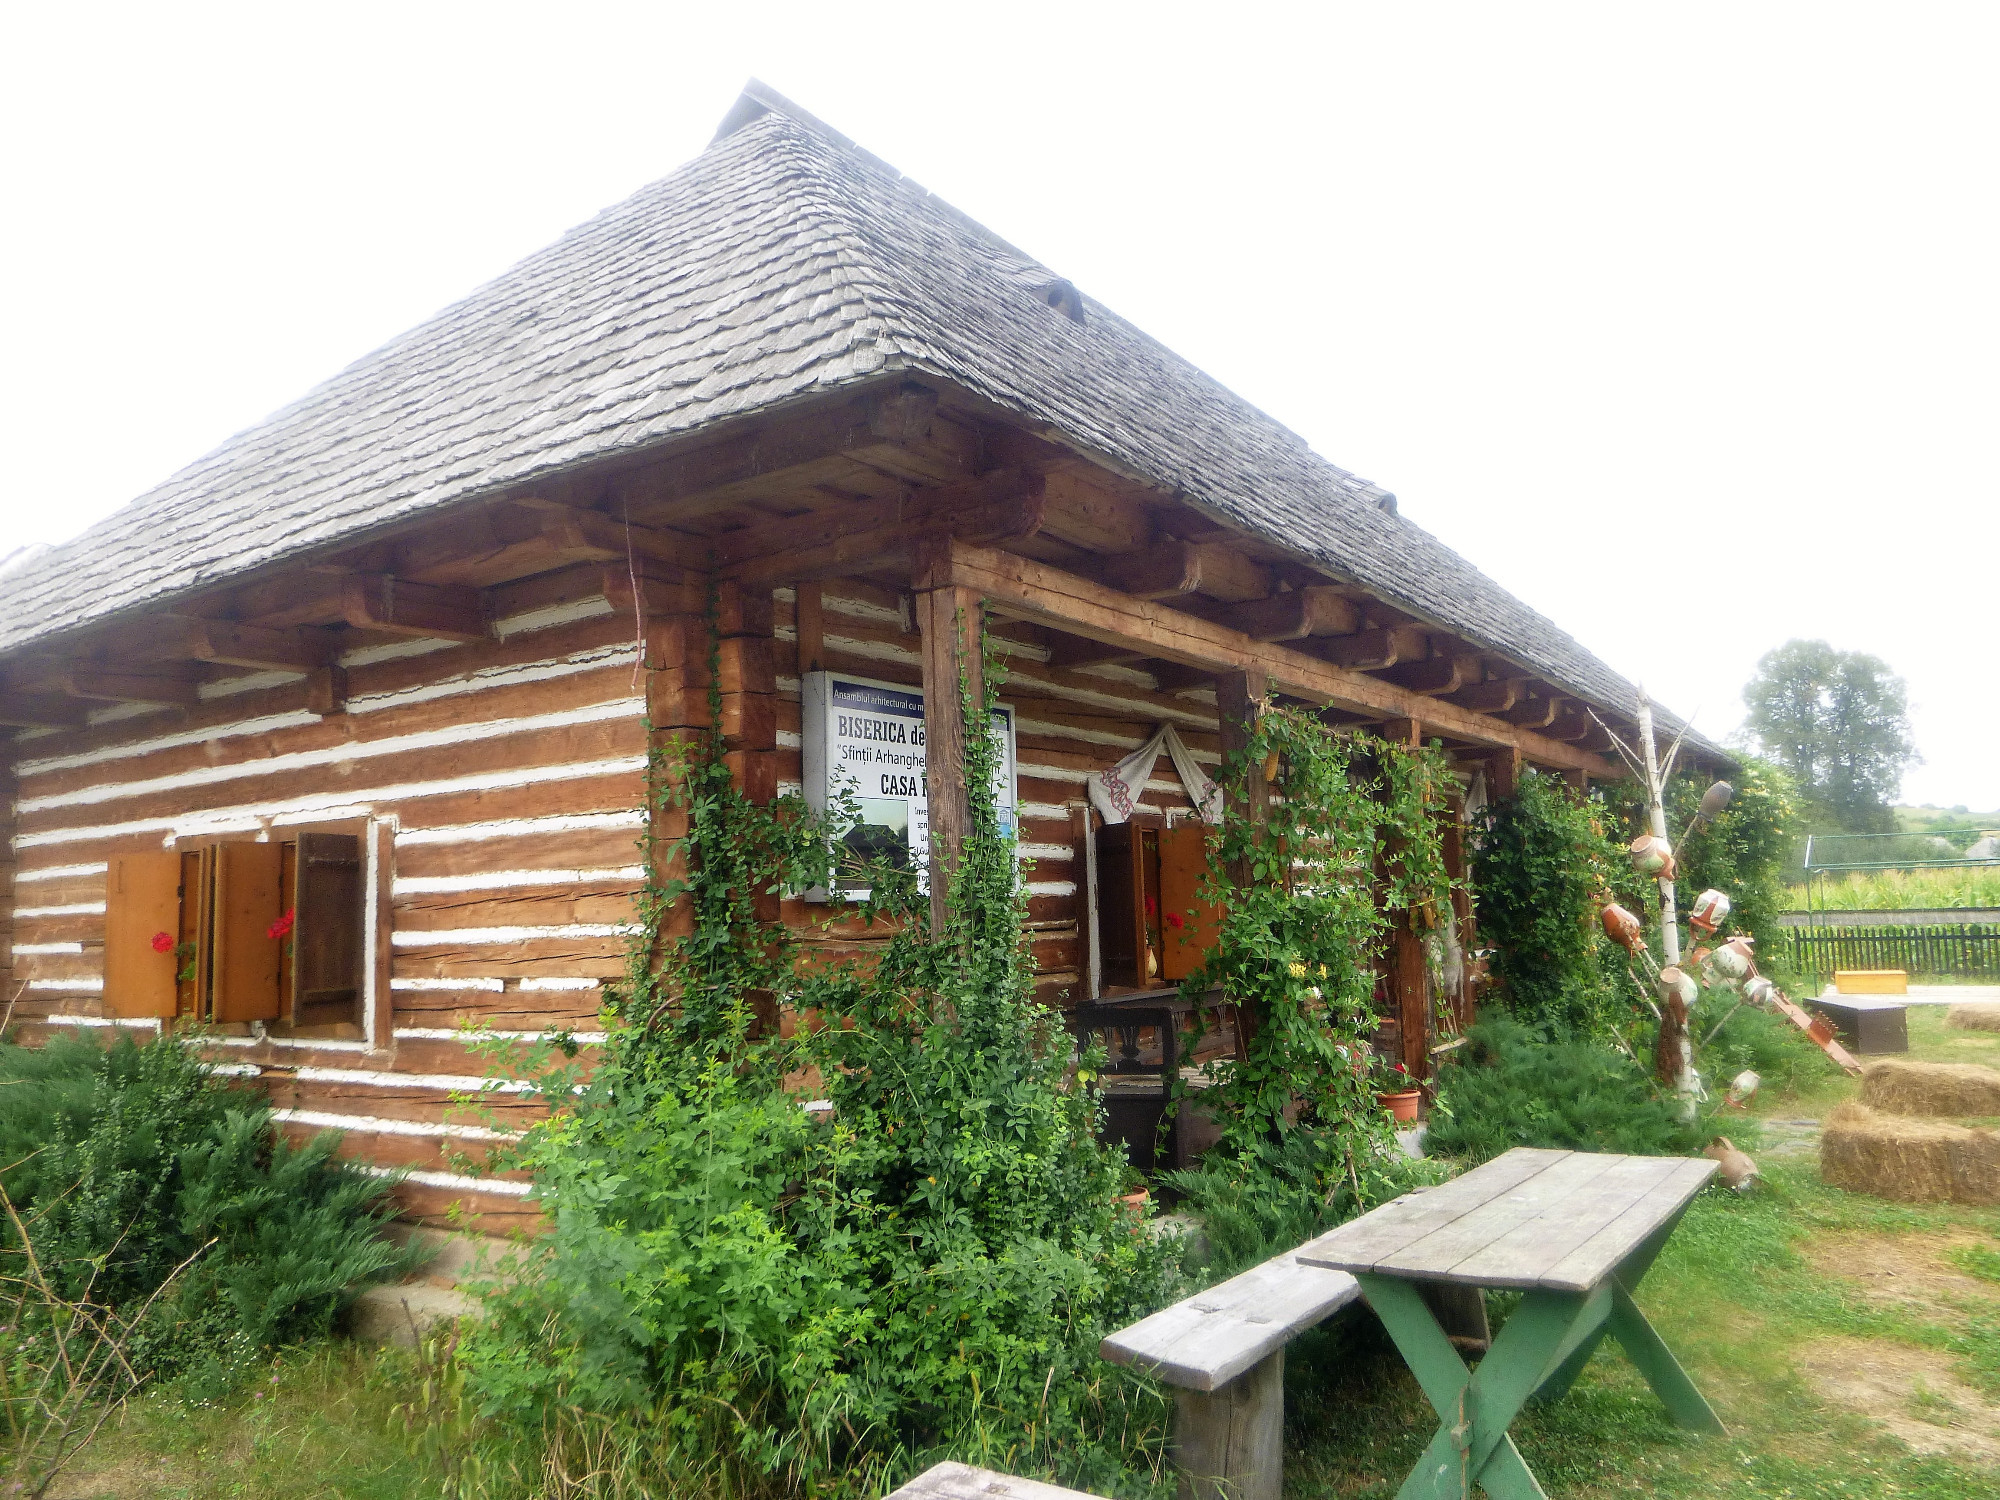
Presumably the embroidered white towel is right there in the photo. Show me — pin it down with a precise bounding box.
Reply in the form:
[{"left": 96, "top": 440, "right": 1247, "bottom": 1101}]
[{"left": 1087, "top": 723, "right": 1222, "bottom": 825}]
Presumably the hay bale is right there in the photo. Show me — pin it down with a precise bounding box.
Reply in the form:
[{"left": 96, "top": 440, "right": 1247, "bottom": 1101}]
[
  {"left": 1858, "top": 1059, "right": 2000, "bottom": 1116},
  {"left": 1821, "top": 1102, "right": 2000, "bottom": 1205},
  {"left": 1947, "top": 1004, "right": 2000, "bottom": 1034}
]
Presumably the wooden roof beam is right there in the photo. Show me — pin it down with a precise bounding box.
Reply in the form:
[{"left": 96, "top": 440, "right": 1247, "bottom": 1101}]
[
  {"left": 714, "top": 468, "right": 1045, "bottom": 587},
  {"left": 340, "top": 576, "right": 488, "bottom": 641},
  {"left": 1382, "top": 652, "right": 1483, "bottom": 696},
  {"left": 146, "top": 617, "right": 339, "bottom": 673},
  {"left": 1548, "top": 709, "right": 1616, "bottom": 751},
  {"left": 1041, "top": 582, "right": 1359, "bottom": 671},
  {"left": 1323, "top": 624, "right": 1428, "bottom": 672},
  {"left": 944, "top": 541, "right": 1616, "bottom": 775},
  {"left": 1447, "top": 676, "right": 1529, "bottom": 713},
  {"left": 622, "top": 384, "right": 981, "bottom": 524},
  {"left": 58, "top": 667, "right": 206, "bottom": 705},
  {"left": 1101, "top": 539, "right": 1272, "bottom": 603},
  {"left": 1503, "top": 693, "right": 1567, "bottom": 730},
  {"left": 0, "top": 691, "right": 92, "bottom": 728},
  {"left": 1210, "top": 585, "right": 1361, "bottom": 643}
]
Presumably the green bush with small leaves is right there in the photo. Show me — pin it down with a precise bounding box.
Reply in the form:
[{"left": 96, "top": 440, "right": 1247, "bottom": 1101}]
[
  {"left": 1424, "top": 1020, "right": 1732, "bottom": 1165},
  {"left": 0, "top": 1029, "right": 417, "bottom": 1393},
  {"left": 1472, "top": 772, "right": 1627, "bottom": 1039}
]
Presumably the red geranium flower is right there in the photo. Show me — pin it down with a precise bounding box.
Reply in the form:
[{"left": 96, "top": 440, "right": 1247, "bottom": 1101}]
[
  {"left": 151, "top": 931, "right": 174, "bottom": 954},
  {"left": 1164, "top": 911, "right": 1185, "bottom": 931},
  {"left": 1144, "top": 895, "right": 1157, "bottom": 918},
  {"left": 267, "top": 908, "right": 295, "bottom": 941}
]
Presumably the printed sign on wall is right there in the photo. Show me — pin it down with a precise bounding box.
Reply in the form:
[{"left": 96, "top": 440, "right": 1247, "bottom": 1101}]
[{"left": 802, "top": 671, "right": 1018, "bottom": 896}]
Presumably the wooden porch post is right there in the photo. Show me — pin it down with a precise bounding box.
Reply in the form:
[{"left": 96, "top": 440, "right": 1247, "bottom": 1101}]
[
  {"left": 1484, "top": 745, "right": 1521, "bottom": 803},
  {"left": 641, "top": 577, "right": 779, "bottom": 941},
  {"left": 643, "top": 597, "right": 706, "bottom": 945},
  {"left": 1443, "top": 810, "right": 1478, "bottom": 1032},
  {"left": 1215, "top": 668, "right": 1268, "bottom": 1047},
  {"left": 914, "top": 537, "right": 984, "bottom": 933},
  {"left": 1215, "top": 668, "right": 1270, "bottom": 846}
]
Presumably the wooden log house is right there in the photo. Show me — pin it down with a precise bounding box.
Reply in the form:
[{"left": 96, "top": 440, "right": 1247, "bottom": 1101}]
[{"left": 0, "top": 84, "right": 1716, "bottom": 1229}]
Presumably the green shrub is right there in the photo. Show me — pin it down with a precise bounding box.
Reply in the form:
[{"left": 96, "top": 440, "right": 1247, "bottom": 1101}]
[
  {"left": 455, "top": 620, "right": 1179, "bottom": 1498},
  {"left": 1163, "top": 1126, "right": 1450, "bottom": 1278},
  {"left": 0, "top": 1029, "right": 417, "bottom": 1391},
  {"left": 1424, "top": 1020, "right": 1728, "bottom": 1165},
  {"left": 1600, "top": 756, "right": 1798, "bottom": 956}
]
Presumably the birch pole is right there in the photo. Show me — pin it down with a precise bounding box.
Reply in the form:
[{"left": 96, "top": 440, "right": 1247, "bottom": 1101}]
[{"left": 1637, "top": 693, "right": 1696, "bottom": 1109}]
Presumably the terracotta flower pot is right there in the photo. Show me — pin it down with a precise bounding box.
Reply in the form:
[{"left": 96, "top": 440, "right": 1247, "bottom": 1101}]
[{"left": 1377, "top": 1088, "right": 1422, "bottom": 1122}]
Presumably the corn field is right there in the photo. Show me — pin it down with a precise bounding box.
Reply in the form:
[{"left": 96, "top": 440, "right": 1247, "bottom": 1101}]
[{"left": 1786, "top": 867, "right": 2000, "bottom": 912}]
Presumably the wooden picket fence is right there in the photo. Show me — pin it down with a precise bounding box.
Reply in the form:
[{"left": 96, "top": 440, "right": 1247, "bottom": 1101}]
[{"left": 1780, "top": 922, "right": 2000, "bottom": 982}]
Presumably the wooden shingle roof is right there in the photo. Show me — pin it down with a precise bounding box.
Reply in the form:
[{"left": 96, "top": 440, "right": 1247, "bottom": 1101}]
[{"left": 0, "top": 82, "right": 1683, "bottom": 740}]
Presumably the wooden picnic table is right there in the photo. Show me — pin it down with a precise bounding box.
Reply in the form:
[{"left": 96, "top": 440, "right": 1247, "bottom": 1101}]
[{"left": 1297, "top": 1147, "right": 1724, "bottom": 1500}]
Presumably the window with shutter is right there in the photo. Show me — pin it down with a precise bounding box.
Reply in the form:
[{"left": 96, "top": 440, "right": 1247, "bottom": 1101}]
[
  {"left": 1091, "top": 816, "right": 1223, "bottom": 994},
  {"left": 291, "top": 831, "right": 363, "bottom": 1027},
  {"left": 103, "top": 852, "right": 183, "bottom": 1019},
  {"left": 99, "top": 830, "right": 366, "bottom": 1031}
]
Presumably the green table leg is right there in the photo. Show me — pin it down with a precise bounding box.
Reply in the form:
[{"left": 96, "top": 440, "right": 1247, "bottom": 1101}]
[
  {"left": 1360, "top": 1276, "right": 1613, "bottom": 1500},
  {"left": 1531, "top": 1214, "right": 1678, "bottom": 1409},
  {"left": 1603, "top": 1283, "right": 1727, "bottom": 1434}
]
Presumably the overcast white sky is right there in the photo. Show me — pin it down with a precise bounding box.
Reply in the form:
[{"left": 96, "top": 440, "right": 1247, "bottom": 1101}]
[{"left": 3, "top": 4, "right": 1994, "bottom": 811}]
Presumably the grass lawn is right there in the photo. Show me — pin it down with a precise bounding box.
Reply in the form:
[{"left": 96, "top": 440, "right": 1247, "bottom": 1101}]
[
  {"left": 46, "top": 1009, "right": 2000, "bottom": 1498},
  {"left": 1291, "top": 1004, "right": 2000, "bottom": 1498}
]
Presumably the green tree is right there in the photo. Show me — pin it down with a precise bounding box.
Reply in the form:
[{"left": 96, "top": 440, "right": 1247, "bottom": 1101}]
[{"left": 1742, "top": 639, "right": 1917, "bottom": 833}]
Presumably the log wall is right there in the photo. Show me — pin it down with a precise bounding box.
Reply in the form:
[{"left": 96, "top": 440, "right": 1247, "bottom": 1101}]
[
  {"left": 4, "top": 574, "right": 1222, "bottom": 1227},
  {"left": 5, "top": 590, "right": 649, "bottom": 1231}
]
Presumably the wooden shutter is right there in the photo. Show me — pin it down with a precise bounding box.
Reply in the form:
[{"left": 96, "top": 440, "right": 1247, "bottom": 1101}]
[
  {"left": 291, "top": 832, "right": 363, "bottom": 1026},
  {"left": 212, "top": 842, "right": 283, "bottom": 1022},
  {"left": 1159, "top": 821, "right": 1223, "bottom": 981},
  {"left": 103, "top": 852, "right": 183, "bottom": 1018}
]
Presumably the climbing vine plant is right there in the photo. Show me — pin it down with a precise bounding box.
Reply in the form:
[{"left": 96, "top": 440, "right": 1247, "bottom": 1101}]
[
  {"left": 1173, "top": 704, "right": 1461, "bottom": 1175},
  {"left": 1471, "top": 771, "right": 1628, "bottom": 1040},
  {"left": 458, "top": 599, "right": 1178, "bottom": 1499}
]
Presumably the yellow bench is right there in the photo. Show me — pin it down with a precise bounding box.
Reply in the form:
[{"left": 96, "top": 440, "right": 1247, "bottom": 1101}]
[{"left": 1835, "top": 970, "right": 1909, "bottom": 996}]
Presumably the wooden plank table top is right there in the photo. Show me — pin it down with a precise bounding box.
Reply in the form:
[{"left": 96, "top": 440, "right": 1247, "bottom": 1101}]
[{"left": 1297, "top": 1147, "right": 1718, "bottom": 1294}]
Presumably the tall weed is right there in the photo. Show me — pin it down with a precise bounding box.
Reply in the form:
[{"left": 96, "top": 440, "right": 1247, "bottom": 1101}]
[{"left": 1792, "top": 866, "right": 2000, "bottom": 910}]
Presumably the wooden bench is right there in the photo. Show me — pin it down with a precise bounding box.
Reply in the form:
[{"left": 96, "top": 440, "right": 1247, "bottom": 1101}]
[
  {"left": 1099, "top": 1247, "right": 1364, "bottom": 1500},
  {"left": 883, "top": 1461, "right": 1109, "bottom": 1500}
]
